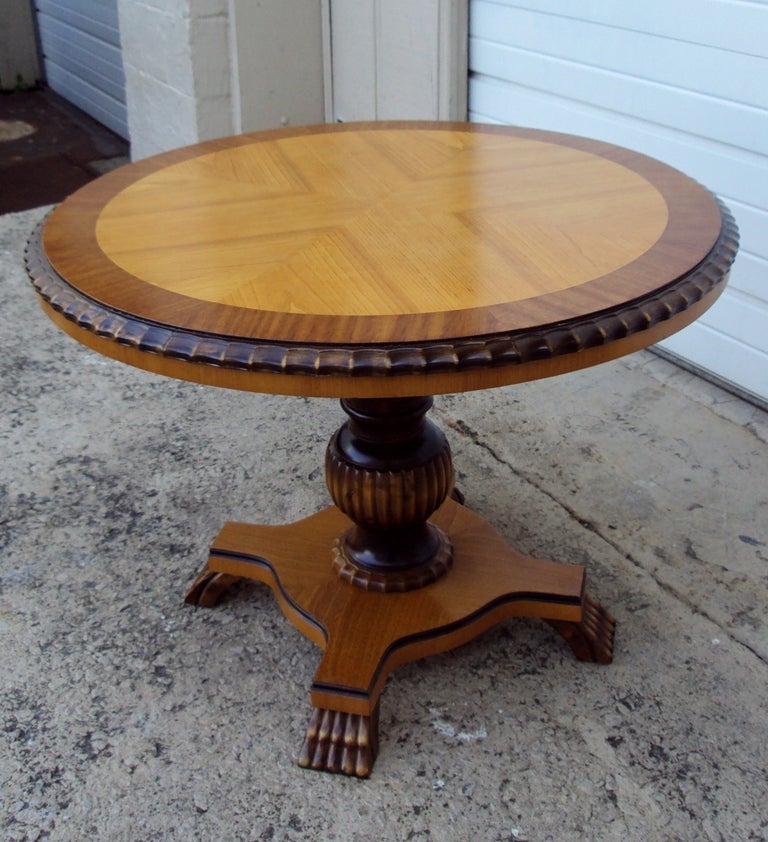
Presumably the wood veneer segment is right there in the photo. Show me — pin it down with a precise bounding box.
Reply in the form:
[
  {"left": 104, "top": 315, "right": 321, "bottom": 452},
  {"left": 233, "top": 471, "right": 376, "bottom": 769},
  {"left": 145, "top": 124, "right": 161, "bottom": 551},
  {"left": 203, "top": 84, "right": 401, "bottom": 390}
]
[
  {"left": 38, "top": 123, "right": 726, "bottom": 347},
  {"left": 198, "top": 499, "right": 587, "bottom": 718},
  {"left": 28, "top": 123, "right": 738, "bottom": 397},
  {"left": 192, "top": 498, "right": 615, "bottom": 776},
  {"left": 93, "top": 133, "right": 668, "bottom": 316}
]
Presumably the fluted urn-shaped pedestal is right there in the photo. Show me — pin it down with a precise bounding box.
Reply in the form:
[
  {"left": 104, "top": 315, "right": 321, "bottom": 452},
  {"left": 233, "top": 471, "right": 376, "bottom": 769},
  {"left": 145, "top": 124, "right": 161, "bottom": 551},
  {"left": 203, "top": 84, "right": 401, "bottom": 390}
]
[{"left": 325, "top": 397, "right": 454, "bottom": 592}]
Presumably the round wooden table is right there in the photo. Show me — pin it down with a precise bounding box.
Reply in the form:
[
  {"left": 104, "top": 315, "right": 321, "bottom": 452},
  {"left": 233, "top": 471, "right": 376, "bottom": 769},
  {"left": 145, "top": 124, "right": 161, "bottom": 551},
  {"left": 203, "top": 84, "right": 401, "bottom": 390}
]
[{"left": 27, "top": 122, "right": 738, "bottom": 777}]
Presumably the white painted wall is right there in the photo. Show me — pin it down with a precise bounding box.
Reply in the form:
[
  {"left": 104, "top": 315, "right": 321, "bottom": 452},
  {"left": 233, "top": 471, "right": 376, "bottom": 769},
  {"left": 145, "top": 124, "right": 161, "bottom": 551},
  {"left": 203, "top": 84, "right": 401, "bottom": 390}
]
[
  {"left": 469, "top": 0, "right": 768, "bottom": 403},
  {"left": 330, "top": 0, "right": 467, "bottom": 121},
  {"left": 118, "top": 0, "right": 232, "bottom": 159},
  {"left": 118, "top": 0, "right": 330, "bottom": 159},
  {"left": 118, "top": 0, "right": 467, "bottom": 160},
  {"left": 228, "top": 0, "right": 326, "bottom": 133}
]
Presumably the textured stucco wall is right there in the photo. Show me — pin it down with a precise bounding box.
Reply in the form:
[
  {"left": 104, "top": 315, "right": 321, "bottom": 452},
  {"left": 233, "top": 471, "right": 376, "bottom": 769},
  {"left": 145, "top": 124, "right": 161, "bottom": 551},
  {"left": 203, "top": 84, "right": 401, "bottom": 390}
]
[{"left": 118, "top": 0, "right": 233, "bottom": 160}]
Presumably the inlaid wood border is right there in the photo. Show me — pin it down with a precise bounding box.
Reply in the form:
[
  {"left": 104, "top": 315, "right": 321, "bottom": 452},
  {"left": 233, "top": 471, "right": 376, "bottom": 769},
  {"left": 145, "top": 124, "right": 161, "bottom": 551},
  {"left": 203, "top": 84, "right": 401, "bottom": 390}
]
[
  {"left": 26, "top": 198, "right": 737, "bottom": 386},
  {"left": 35, "top": 123, "right": 728, "bottom": 345}
]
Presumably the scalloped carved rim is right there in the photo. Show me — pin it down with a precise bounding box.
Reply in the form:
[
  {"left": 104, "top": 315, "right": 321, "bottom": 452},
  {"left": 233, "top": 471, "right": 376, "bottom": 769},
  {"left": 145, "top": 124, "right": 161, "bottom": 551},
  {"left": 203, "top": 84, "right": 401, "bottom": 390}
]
[{"left": 26, "top": 200, "right": 738, "bottom": 382}]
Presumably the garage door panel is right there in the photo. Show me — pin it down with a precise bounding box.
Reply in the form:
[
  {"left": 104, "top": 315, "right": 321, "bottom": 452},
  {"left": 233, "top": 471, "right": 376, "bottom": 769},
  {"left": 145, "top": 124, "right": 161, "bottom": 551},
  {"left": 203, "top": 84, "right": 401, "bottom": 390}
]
[
  {"left": 38, "top": 25, "right": 125, "bottom": 96},
  {"left": 470, "top": 40, "right": 767, "bottom": 156},
  {"left": 479, "top": 0, "right": 767, "bottom": 57},
  {"left": 36, "top": 0, "right": 119, "bottom": 41},
  {"left": 469, "top": 3, "right": 767, "bottom": 403},
  {"left": 35, "top": 0, "right": 127, "bottom": 139},
  {"left": 44, "top": 64, "right": 127, "bottom": 137},
  {"left": 661, "top": 324, "right": 768, "bottom": 400},
  {"left": 471, "top": 4, "right": 767, "bottom": 111}
]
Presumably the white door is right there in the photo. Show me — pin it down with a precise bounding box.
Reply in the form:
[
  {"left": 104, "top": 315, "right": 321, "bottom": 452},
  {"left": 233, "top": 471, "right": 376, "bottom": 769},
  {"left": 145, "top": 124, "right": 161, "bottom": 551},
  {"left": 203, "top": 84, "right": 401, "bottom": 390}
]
[
  {"left": 329, "top": 0, "right": 467, "bottom": 122},
  {"left": 229, "top": 0, "right": 466, "bottom": 132},
  {"left": 468, "top": 0, "right": 768, "bottom": 404},
  {"left": 229, "top": 0, "right": 327, "bottom": 134},
  {"left": 35, "top": 0, "right": 128, "bottom": 138}
]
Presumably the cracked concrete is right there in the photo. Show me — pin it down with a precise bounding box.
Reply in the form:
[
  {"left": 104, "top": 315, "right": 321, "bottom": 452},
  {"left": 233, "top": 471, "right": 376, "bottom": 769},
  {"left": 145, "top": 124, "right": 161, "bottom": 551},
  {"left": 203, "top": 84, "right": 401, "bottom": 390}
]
[{"left": 2, "top": 206, "right": 767, "bottom": 841}]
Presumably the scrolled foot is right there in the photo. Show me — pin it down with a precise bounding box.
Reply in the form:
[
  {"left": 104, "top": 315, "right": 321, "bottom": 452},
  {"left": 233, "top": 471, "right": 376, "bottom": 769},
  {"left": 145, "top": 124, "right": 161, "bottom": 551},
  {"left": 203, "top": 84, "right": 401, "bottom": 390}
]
[
  {"left": 548, "top": 594, "right": 616, "bottom": 665},
  {"left": 298, "top": 705, "right": 380, "bottom": 777},
  {"left": 184, "top": 568, "right": 240, "bottom": 607}
]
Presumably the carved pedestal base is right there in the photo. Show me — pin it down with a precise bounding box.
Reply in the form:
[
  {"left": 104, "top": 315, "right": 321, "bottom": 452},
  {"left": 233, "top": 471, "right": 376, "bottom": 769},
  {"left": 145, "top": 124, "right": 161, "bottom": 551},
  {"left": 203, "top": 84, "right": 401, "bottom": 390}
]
[
  {"left": 185, "top": 499, "right": 614, "bottom": 777},
  {"left": 331, "top": 524, "right": 453, "bottom": 593}
]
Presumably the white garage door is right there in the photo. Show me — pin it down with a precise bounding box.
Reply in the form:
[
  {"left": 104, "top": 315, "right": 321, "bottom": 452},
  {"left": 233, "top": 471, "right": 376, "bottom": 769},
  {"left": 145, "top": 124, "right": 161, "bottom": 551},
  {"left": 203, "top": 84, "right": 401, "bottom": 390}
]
[
  {"left": 35, "top": 0, "right": 128, "bottom": 138},
  {"left": 469, "top": 0, "right": 768, "bottom": 404}
]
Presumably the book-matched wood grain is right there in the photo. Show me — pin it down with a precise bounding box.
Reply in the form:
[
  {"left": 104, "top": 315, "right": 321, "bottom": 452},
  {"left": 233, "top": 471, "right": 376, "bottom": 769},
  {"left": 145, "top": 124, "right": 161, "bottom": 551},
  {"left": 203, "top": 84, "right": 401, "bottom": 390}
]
[{"left": 28, "top": 122, "right": 737, "bottom": 399}]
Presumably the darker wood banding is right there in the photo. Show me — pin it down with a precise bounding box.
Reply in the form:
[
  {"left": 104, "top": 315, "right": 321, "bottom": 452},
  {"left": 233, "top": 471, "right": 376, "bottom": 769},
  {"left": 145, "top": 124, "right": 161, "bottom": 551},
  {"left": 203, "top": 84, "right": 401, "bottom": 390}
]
[{"left": 26, "top": 198, "right": 737, "bottom": 391}]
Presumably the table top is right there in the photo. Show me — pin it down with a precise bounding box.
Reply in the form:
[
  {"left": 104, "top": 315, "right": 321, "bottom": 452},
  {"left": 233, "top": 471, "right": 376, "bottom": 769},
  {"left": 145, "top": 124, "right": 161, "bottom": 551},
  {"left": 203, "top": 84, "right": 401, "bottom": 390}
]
[{"left": 28, "top": 122, "right": 738, "bottom": 398}]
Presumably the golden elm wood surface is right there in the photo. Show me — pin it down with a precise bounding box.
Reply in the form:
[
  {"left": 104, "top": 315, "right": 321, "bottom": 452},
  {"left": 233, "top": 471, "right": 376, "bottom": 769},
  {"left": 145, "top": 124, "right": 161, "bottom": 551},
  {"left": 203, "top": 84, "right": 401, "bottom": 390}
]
[{"left": 29, "top": 122, "right": 736, "bottom": 398}]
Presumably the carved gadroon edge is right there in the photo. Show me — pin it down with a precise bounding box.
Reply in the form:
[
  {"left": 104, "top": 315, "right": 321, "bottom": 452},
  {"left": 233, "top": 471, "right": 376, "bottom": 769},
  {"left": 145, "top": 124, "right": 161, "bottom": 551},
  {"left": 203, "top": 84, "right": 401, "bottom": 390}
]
[
  {"left": 331, "top": 526, "right": 453, "bottom": 593},
  {"left": 25, "top": 200, "right": 738, "bottom": 380}
]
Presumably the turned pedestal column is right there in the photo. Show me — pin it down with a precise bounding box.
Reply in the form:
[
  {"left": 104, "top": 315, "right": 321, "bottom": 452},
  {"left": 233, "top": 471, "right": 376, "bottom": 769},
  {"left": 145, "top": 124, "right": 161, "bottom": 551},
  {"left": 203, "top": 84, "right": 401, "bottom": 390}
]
[{"left": 327, "top": 397, "right": 454, "bottom": 592}]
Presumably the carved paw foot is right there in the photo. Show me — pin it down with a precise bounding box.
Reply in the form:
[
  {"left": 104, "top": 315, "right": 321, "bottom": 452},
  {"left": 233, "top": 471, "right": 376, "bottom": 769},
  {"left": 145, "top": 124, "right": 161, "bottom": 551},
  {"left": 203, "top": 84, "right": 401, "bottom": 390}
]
[
  {"left": 184, "top": 568, "right": 240, "bottom": 607},
  {"left": 298, "top": 705, "right": 380, "bottom": 777},
  {"left": 548, "top": 594, "right": 616, "bottom": 664}
]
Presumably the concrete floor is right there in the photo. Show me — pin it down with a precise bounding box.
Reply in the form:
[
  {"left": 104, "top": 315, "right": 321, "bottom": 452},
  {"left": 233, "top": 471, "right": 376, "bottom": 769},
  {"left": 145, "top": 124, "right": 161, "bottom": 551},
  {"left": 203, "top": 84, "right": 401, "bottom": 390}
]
[
  {"left": 1, "top": 206, "right": 767, "bottom": 841},
  {"left": 0, "top": 90, "right": 129, "bottom": 214}
]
